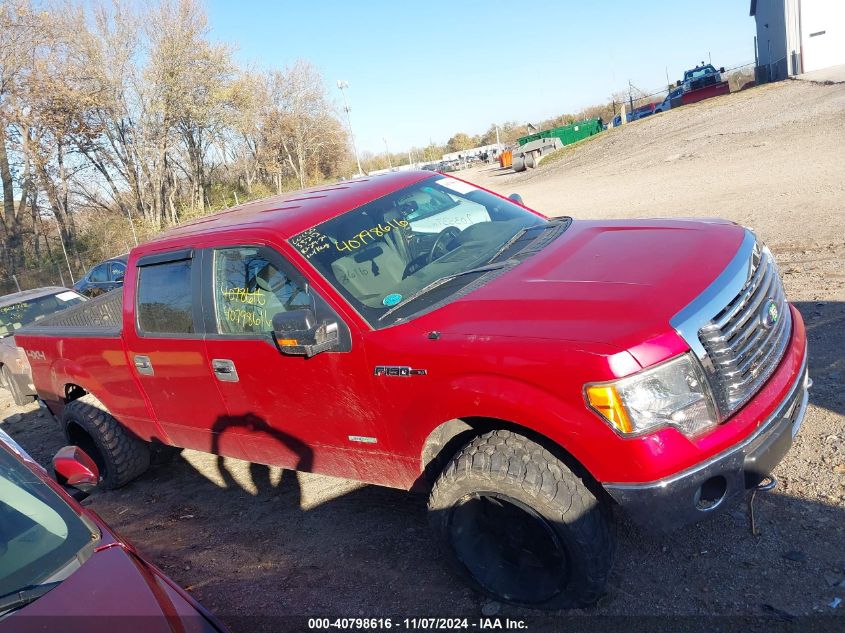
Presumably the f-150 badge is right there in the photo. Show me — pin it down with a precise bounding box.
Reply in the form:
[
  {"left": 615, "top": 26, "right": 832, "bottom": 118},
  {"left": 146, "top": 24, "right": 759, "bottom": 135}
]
[{"left": 374, "top": 366, "right": 427, "bottom": 377}]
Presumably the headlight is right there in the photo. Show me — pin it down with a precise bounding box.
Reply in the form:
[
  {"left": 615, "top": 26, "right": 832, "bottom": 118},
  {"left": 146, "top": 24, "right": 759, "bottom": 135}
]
[{"left": 585, "top": 353, "right": 718, "bottom": 437}]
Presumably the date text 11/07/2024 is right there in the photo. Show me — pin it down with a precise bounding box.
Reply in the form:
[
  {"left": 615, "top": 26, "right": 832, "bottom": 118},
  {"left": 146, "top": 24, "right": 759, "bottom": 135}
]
[{"left": 307, "top": 618, "right": 528, "bottom": 630}]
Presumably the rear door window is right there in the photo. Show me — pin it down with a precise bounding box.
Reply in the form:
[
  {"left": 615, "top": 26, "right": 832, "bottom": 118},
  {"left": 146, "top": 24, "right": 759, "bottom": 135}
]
[
  {"left": 136, "top": 260, "right": 194, "bottom": 334},
  {"left": 109, "top": 261, "right": 126, "bottom": 281},
  {"left": 89, "top": 265, "right": 108, "bottom": 283}
]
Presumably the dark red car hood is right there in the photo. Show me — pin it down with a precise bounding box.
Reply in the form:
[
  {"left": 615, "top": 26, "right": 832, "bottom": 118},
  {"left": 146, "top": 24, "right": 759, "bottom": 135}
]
[
  {"left": 413, "top": 219, "right": 745, "bottom": 358},
  {"left": 6, "top": 543, "right": 220, "bottom": 633}
]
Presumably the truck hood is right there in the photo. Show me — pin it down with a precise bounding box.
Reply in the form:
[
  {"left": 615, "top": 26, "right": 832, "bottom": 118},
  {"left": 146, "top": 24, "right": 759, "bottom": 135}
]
[{"left": 413, "top": 219, "right": 746, "bottom": 360}]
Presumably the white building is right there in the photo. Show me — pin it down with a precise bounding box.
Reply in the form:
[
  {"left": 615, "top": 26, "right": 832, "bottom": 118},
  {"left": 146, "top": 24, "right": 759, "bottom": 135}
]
[{"left": 751, "top": 0, "right": 845, "bottom": 81}]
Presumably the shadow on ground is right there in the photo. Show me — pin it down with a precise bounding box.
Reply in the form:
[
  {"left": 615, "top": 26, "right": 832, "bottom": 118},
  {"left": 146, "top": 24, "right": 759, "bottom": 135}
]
[{"left": 795, "top": 301, "right": 845, "bottom": 417}]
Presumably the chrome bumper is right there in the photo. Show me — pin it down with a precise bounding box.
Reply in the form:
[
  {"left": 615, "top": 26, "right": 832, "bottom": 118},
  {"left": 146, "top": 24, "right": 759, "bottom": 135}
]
[{"left": 603, "top": 353, "right": 810, "bottom": 532}]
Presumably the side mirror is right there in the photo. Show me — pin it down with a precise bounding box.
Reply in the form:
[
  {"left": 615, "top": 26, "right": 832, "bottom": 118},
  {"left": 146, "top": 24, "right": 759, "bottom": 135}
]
[
  {"left": 273, "top": 308, "right": 316, "bottom": 334},
  {"left": 508, "top": 193, "right": 524, "bottom": 205},
  {"left": 53, "top": 445, "right": 99, "bottom": 500},
  {"left": 676, "top": 80, "right": 682, "bottom": 87},
  {"left": 719, "top": 67, "right": 725, "bottom": 73},
  {"left": 272, "top": 308, "right": 339, "bottom": 358}
]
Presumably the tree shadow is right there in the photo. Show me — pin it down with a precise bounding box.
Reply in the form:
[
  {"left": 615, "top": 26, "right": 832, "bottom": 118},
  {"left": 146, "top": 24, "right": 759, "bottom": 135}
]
[{"left": 208, "top": 412, "right": 313, "bottom": 503}]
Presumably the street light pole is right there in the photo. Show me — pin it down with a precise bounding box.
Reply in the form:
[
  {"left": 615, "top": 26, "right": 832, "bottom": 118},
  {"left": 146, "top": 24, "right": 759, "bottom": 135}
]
[
  {"left": 383, "top": 138, "right": 392, "bottom": 168},
  {"left": 336, "top": 80, "right": 364, "bottom": 176}
]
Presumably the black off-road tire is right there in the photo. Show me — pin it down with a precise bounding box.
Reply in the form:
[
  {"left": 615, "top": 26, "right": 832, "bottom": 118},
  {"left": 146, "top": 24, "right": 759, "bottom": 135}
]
[
  {"left": 61, "top": 395, "right": 151, "bottom": 489},
  {"left": 428, "top": 430, "right": 615, "bottom": 609},
  {"left": 1, "top": 365, "right": 32, "bottom": 407}
]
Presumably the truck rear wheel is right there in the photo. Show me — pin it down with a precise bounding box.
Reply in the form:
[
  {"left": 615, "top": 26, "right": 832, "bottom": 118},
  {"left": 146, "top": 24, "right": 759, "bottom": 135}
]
[
  {"left": 61, "top": 395, "right": 151, "bottom": 489},
  {"left": 428, "top": 430, "right": 614, "bottom": 609}
]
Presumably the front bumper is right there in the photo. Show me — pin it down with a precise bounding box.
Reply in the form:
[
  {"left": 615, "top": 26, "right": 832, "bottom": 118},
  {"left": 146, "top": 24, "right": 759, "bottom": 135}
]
[{"left": 603, "top": 352, "right": 810, "bottom": 532}]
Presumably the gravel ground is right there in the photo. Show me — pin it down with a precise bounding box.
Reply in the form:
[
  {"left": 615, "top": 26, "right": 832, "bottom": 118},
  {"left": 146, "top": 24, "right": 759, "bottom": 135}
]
[{"left": 1, "top": 79, "right": 844, "bottom": 630}]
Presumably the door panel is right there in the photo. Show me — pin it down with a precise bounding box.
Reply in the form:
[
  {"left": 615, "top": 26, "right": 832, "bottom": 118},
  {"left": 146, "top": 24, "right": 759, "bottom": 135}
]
[
  {"left": 122, "top": 251, "right": 239, "bottom": 457},
  {"left": 201, "top": 245, "right": 391, "bottom": 482}
]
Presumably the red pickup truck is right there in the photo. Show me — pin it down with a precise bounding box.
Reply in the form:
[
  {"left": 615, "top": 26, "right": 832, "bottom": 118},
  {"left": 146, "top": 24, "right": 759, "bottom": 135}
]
[{"left": 16, "top": 171, "right": 809, "bottom": 609}]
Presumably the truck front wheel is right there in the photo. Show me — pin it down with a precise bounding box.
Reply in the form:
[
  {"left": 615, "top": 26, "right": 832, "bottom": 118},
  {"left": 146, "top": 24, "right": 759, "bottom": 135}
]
[
  {"left": 61, "top": 395, "right": 151, "bottom": 489},
  {"left": 428, "top": 430, "right": 614, "bottom": 609}
]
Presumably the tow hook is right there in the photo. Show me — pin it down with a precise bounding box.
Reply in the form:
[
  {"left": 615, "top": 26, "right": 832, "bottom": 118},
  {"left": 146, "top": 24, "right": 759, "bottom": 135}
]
[
  {"left": 754, "top": 474, "right": 778, "bottom": 492},
  {"left": 748, "top": 474, "right": 777, "bottom": 536}
]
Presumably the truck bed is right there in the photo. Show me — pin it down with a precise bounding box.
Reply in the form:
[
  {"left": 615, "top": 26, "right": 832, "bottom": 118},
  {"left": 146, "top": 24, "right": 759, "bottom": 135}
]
[
  {"left": 19, "top": 289, "right": 123, "bottom": 338},
  {"left": 14, "top": 288, "right": 157, "bottom": 437}
]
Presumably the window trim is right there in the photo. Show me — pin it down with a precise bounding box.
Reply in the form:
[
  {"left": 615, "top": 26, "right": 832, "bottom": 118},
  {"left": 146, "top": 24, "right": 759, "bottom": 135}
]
[
  {"left": 201, "top": 244, "right": 352, "bottom": 352},
  {"left": 89, "top": 264, "right": 109, "bottom": 284},
  {"left": 134, "top": 250, "right": 204, "bottom": 339}
]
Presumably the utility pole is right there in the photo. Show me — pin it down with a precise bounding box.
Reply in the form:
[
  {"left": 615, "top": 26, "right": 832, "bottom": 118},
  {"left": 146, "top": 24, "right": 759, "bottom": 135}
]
[
  {"left": 126, "top": 209, "right": 138, "bottom": 247},
  {"left": 383, "top": 138, "right": 392, "bottom": 168},
  {"left": 57, "top": 228, "right": 75, "bottom": 284},
  {"left": 336, "top": 80, "right": 364, "bottom": 176},
  {"left": 495, "top": 125, "right": 501, "bottom": 146}
]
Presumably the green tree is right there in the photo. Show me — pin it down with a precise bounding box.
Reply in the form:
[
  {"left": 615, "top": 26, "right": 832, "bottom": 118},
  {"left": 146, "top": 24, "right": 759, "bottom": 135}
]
[{"left": 446, "top": 132, "right": 475, "bottom": 153}]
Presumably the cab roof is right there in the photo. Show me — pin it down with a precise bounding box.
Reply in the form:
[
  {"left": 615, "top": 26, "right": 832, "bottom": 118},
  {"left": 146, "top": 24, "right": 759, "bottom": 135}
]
[{"left": 142, "top": 170, "right": 433, "bottom": 251}]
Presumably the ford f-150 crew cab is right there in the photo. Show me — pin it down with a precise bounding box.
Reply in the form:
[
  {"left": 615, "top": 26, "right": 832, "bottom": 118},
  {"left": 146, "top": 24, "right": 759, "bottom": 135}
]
[{"left": 15, "top": 170, "right": 809, "bottom": 609}]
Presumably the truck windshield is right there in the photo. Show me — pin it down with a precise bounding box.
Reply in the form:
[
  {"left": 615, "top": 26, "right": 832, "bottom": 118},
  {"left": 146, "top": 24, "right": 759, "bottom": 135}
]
[
  {"left": 0, "top": 292, "right": 84, "bottom": 338},
  {"left": 289, "top": 175, "right": 547, "bottom": 326},
  {"left": 685, "top": 65, "right": 717, "bottom": 80},
  {"left": 0, "top": 441, "right": 99, "bottom": 612}
]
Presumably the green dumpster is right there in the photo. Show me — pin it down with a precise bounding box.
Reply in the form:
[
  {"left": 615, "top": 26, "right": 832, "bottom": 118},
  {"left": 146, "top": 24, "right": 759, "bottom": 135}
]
[{"left": 517, "top": 118, "right": 604, "bottom": 147}]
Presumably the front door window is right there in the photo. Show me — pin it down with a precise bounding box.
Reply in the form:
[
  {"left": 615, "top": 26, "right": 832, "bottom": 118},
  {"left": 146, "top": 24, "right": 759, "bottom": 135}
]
[{"left": 212, "top": 247, "right": 312, "bottom": 335}]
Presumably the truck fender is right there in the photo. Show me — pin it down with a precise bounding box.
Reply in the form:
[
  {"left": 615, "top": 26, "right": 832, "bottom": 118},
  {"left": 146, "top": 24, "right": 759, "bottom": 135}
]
[
  {"left": 47, "top": 358, "right": 107, "bottom": 413},
  {"left": 47, "top": 359, "right": 166, "bottom": 444},
  {"left": 410, "top": 373, "right": 614, "bottom": 485}
]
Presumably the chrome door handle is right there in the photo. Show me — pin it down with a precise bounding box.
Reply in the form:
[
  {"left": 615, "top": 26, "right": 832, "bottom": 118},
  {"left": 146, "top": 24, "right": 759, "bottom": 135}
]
[
  {"left": 134, "top": 355, "right": 154, "bottom": 376},
  {"left": 212, "top": 359, "right": 239, "bottom": 382}
]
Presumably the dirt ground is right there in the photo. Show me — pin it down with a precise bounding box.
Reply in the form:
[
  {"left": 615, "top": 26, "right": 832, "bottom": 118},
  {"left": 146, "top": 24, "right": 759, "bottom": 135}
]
[{"left": 2, "top": 79, "right": 844, "bottom": 629}]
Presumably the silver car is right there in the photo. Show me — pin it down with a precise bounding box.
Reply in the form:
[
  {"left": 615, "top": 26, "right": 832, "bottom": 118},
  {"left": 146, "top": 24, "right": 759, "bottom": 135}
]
[{"left": 0, "top": 287, "right": 85, "bottom": 405}]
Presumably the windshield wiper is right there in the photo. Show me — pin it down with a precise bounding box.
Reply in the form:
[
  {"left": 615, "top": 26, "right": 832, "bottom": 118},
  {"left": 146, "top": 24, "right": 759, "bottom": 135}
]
[
  {"left": 379, "top": 260, "right": 515, "bottom": 321},
  {"left": 0, "top": 582, "right": 62, "bottom": 615},
  {"left": 486, "top": 217, "right": 570, "bottom": 264}
]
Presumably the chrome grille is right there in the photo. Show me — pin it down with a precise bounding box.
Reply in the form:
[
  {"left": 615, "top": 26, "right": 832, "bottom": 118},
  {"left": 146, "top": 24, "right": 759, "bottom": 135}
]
[{"left": 697, "top": 245, "right": 792, "bottom": 418}]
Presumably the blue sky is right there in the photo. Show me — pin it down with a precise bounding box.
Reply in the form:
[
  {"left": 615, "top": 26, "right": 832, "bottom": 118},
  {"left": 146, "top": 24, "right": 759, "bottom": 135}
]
[{"left": 206, "top": 1, "right": 756, "bottom": 153}]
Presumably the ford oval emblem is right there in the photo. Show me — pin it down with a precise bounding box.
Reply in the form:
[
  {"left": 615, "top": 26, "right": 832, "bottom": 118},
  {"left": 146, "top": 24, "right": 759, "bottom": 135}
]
[{"left": 762, "top": 299, "right": 779, "bottom": 329}]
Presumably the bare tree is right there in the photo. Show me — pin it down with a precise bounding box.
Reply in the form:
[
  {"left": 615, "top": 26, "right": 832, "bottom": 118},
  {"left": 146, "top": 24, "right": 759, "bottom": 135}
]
[
  {"left": 0, "top": 0, "right": 41, "bottom": 271},
  {"left": 0, "top": 0, "right": 352, "bottom": 292},
  {"left": 261, "top": 61, "right": 347, "bottom": 190}
]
